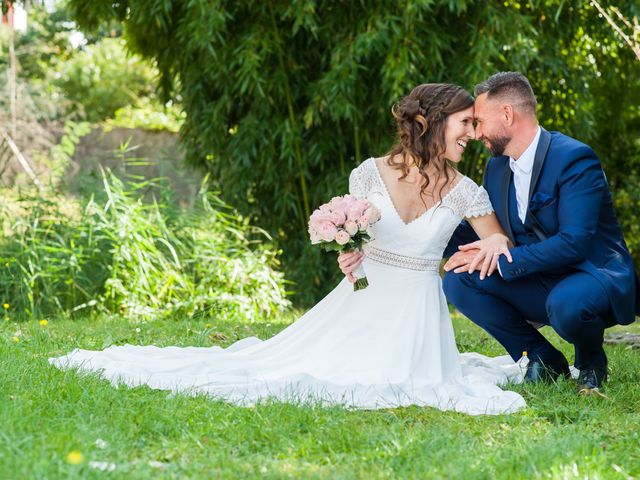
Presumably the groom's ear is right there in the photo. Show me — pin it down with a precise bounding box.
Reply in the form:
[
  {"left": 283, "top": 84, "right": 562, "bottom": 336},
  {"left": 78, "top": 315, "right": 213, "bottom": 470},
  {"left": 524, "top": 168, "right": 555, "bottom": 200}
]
[{"left": 502, "top": 104, "right": 515, "bottom": 126}]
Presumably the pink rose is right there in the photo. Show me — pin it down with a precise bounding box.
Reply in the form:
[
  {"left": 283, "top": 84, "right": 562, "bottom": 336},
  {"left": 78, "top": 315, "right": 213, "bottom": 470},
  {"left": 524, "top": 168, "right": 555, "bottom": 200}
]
[
  {"left": 368, "top": 206, "right": 381, "bottom": 222},
  {"left": 310, "top": 210, "right": 333, "bottom": 224},
  {"left": 308, "top": 226, "right": 322, "bottom": 244},
  {"left": 335, "top": 229, "right": 350, "bottom": 245},
  {"left": 318, "top": 221, "right": 338, "bottom": 241},
  {"left": 330, "top": 198, "right": 348, "bottom": 212},
  {"left": 330, "top": 210, "right": 346, "bottom": 226},
  {"left": 328, "top": 196, "right": 343, "bottom": 209},
  {"left": 344, "top": 220, "right": 358, "bottom": 235},
  {"left": 346, "top": 204, "right": 364, "bottom": 221},
  {"left": 359, "top": 206, "right": 381, "bottom": 226},
  {"left": 358, "top": 211, "right": 371, "bottom": 227}
]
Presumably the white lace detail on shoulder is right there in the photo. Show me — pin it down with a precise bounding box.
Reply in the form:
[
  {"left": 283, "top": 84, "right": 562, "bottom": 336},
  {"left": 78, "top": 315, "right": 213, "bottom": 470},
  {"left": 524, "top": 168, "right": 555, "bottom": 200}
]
[
  {"left": 441, "top": 176, "right": 494, "bottom": 219},
  {"left": 465, "top": 184, "right": 494, "bottom": 218},
  {"left": 348, "top": 158, "right": 384, "bottom": 198}
]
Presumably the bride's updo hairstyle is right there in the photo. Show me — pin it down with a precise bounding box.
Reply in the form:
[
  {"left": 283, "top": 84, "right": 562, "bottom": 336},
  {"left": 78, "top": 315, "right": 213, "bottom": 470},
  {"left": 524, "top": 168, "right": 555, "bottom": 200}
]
[{"left": 387, "top": 83, "right": 474, "bottom": 200}]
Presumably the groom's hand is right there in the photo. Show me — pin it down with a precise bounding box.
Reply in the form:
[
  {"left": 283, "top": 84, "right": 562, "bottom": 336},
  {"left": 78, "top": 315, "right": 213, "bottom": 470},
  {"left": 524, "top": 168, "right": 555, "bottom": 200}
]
[
  {"left": 338, "top": 251, "right": 364, "bottom": 283},
  {"left": 443, "top": 249, "right": 481, "bottom": 274}
]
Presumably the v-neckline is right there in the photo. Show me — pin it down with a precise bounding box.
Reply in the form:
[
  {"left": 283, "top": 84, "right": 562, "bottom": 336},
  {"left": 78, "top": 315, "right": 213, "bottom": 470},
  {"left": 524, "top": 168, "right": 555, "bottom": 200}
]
[{"left": 371, "top": 158, "right": 464, "bottom": 226}]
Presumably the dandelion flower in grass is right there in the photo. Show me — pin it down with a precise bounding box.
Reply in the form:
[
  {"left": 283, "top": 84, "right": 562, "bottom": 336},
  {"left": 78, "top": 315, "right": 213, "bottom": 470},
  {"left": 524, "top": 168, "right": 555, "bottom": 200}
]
[
  {"left": 2, "top": 303, "right": 9, "bottom": 309},
  {"left": 11, "top": 336, "right": 19, "bottom": 343},
  {"left": 39, "top": 319, "right": 48, "bottom": 327},
  {"left": 89, "top": 461, "right": 116, "bottom": 472},
  {"left": 205, "top": 323, "right": 213, "bottom": 329},
  {"left": 94, "top": 438, "right": 108, "bottom": 449},
  {"left": 148, "top": 460, "right": 168, "bottom": 470},
  {"left": 66, "top": 451, "right": 84, "bottom": 465}
]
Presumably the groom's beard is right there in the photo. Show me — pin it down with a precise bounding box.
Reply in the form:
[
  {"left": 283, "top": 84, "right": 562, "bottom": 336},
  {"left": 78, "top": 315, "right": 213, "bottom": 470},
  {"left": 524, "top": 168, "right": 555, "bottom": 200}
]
[{"left": 484, "top": 135, "right": 511, "bottom": 157}]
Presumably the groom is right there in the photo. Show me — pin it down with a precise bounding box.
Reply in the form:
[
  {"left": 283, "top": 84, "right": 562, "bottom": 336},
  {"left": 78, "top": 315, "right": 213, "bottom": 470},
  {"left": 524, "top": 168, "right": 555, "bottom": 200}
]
[{"left": 441, "top": 72, "right": 639, "bottom": 389}]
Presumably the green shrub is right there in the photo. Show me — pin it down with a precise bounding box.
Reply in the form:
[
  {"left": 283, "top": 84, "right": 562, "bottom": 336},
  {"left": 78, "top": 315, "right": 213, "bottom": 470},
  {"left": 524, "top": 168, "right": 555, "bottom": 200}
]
[
  {"left": 52, "top": 38, "right": 156, "bottom": 122},
  {"left": 0, "top": 5, "right": 74, "bottom": 81},
  {"left": 104, "top": 97, "right": 185, "bottom": 133},
  {"left": 613, "top": 177, "right": 640, "bottom": 267},
  {"left": 0, "top": 171, "right": 290, "bottom": 322}
]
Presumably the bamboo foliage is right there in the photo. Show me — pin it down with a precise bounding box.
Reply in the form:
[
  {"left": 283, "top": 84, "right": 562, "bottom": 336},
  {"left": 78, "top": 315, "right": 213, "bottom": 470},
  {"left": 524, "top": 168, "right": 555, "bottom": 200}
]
[{"left": 66, "top": 0, "right": 640, "bottom": 303}]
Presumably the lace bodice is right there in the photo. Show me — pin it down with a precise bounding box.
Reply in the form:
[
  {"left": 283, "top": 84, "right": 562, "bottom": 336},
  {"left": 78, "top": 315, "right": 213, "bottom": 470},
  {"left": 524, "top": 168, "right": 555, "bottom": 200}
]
[{"left": 349, "top": 158, "right": 493, "bottom": 260}]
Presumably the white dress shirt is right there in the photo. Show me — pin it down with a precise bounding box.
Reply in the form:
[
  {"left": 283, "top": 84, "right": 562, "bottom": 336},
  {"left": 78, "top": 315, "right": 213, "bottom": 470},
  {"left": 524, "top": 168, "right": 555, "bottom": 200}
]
[
  {"left": 509, "top": 126, "right": 541, "bottom": 223},
  {"left": 496, "top": 126, "right": 541, "bottom": 277}
]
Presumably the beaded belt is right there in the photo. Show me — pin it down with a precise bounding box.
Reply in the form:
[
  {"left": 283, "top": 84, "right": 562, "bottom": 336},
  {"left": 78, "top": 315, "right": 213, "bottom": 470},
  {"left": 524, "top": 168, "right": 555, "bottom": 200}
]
[{"left": 363, "top": 245, "right": 441, "bottom": 272}]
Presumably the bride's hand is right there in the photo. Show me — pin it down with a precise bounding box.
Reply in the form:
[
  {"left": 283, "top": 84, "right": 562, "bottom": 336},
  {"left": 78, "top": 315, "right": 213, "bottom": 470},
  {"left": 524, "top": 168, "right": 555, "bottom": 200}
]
[
  {"left": 338, "top": 251, "right": 364, "bottom": 283},
  {"left": 458, "top": 233, "right": 513, "bottom": 280},
  {"left": 443, "top": 249, "right": 480, "bottom": 273}
]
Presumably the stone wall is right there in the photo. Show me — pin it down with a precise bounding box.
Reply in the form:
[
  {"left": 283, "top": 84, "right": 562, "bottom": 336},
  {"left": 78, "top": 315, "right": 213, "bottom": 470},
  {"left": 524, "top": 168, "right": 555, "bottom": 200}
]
[{"left": 70, "top": 127, "right": 203, "bottom": 207}]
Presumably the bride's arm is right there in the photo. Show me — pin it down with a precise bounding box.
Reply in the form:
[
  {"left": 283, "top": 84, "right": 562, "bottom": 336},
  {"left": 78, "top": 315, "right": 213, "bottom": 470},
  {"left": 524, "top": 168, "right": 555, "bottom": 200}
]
[
  {"left": 467, "top": 212, "right": 510, "bottom": 243},
  {"left": 445, "top": 213, "right": 513, "bottom": 280},
  {"left": 338, "top": 161, "right": 369, "bottom": 283}
]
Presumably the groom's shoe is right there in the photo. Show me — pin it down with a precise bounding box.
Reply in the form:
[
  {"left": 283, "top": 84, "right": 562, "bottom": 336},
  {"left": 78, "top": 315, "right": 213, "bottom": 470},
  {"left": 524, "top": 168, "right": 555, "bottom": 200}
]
[
  {"left": 577, "top": 367, "right": 608, "bottom": 390},
  {"left": 524, "top": 358, "right": 571, "bottom": 383}
]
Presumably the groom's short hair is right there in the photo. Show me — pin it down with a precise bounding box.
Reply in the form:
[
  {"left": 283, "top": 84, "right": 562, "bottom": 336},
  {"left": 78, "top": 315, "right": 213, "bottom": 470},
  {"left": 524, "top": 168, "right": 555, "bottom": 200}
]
[{"left": 475, "top": 72, "right": 537, "bottom": 116}]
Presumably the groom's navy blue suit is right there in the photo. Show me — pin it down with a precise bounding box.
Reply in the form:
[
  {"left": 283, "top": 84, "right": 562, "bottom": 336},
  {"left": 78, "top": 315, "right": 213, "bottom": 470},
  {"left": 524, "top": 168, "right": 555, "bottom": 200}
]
[{"left": 443, "top": 128, "right": 639, "bottom": 370}]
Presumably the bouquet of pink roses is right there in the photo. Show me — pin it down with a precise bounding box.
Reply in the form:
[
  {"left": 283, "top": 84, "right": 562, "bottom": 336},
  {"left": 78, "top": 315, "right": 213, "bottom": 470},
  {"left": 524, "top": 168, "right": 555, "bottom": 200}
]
[{"left": 308, "top": 194, "right": 381, "bottom": 291}]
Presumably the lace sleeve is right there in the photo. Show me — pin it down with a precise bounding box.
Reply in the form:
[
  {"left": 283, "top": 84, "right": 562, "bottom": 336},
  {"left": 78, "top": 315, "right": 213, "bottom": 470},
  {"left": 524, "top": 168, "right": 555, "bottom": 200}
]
[
  {"left": 442, "top": 176, "right": 494, "bottom": 219},
  {"left": 348, "top": 158, "right": 378, "bottom": 198},
  {"left": 349, "top": 165, "right": 366, "bottom": 198},
  {"left": 465, "top": 184, "right": 494, "bottom": 218}
]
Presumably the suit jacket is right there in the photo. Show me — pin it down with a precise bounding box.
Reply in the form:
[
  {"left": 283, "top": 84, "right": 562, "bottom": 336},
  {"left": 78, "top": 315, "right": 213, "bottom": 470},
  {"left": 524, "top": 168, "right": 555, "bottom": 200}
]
[{"left": 444, "top": 128, "right": 640, "bottom": 325}]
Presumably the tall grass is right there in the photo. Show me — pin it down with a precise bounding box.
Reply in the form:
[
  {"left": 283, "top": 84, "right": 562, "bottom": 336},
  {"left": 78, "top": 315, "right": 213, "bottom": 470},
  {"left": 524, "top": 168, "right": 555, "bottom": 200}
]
[{"left": 0, "top": 170, "right": 290, "bottom": 322}]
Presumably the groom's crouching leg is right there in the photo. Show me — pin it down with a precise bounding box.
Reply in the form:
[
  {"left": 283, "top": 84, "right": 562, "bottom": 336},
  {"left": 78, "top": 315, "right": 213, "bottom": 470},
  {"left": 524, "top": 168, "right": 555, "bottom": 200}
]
[
  {"left": 442, "top": 270, "right": 520, "bottom": 340},
  {"left": 545, "top": 273, "right": 611, "bottom": 372},
  {"left": 442, "top": 270, "right": 558, "bottom": 362}
]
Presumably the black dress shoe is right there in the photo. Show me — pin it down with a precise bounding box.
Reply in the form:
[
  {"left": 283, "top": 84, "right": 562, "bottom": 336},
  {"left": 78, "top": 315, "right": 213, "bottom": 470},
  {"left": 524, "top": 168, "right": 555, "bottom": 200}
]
[
  {"left": 524, "top": 358, "right": 571, "bottom": 383},
  {"left": 577, "top": 368, "right": 607, "bottom": 389}
]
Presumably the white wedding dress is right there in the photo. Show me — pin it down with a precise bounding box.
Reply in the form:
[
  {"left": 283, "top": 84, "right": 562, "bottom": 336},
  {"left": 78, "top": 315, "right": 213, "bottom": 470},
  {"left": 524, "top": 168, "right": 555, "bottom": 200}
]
[{"left": 50, "top": 158, "right": 526, "bottom": 415}]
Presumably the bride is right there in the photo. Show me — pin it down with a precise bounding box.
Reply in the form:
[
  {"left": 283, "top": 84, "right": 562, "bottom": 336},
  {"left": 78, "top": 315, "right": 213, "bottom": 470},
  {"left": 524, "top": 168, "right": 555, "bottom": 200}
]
[{"left": 51, "top": 83, "right": 526, "bottom": 415}]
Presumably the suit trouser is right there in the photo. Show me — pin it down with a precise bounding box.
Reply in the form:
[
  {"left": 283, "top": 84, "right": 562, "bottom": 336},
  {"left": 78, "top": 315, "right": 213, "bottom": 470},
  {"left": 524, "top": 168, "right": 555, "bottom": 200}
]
[{"left": 442, "top": 269, "right": 613, "bottom": 370}]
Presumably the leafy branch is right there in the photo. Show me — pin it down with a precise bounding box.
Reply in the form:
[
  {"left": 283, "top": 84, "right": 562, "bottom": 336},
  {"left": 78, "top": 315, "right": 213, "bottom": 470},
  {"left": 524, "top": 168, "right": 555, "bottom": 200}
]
[{"left": 591, "top": 0, "right": 640, "bottom": 61}]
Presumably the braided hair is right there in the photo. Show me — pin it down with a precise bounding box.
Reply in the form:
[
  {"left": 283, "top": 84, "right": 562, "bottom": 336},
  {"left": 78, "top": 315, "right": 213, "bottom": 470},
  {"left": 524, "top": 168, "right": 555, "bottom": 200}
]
[{"left": 386, "top": 83, "right": 474, "bottom": 202}]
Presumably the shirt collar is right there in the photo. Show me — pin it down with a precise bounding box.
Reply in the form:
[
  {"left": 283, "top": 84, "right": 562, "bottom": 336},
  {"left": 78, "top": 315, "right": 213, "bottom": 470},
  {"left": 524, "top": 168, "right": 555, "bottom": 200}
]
[{"left": 509, "top": 126, "right": 541, "bottom": 174}]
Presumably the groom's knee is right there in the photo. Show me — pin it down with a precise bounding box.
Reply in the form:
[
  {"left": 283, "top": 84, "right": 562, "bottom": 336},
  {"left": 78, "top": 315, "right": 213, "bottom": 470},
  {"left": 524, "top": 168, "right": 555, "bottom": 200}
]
[
  {"left": 442, "top": 270, "right": 489, "bottom": 307},
  {"left": 443, "top": 270, "right": 502, "bottom": 299},
  {"left": 545, "top": 291, "right": 592, "bottom": 338},
  {"left": 442, "top": 271, "right": 468, "bottom": 306}
]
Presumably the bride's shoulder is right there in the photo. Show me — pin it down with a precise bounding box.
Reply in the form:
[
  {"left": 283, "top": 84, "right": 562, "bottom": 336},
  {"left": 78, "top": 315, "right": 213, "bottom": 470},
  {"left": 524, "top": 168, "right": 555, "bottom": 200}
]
[
  {"left": 351, "top": 157, "right": 376, "bottom": 175},
  {"left": 349, "top": 157, "right": 381, "bottom": 197},
  {"left": 445, "top": 174, "right": 493, "bottom": 218},
  {"left": 444, "top": 173, "right": 483, "bottom": 205},
  {"left": 452, "top": 174, "right": 483, "bottom": 193}
]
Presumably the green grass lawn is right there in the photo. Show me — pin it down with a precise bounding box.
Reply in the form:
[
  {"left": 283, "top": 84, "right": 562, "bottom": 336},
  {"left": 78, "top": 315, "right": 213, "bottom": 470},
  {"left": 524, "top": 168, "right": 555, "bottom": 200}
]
[{"left": 1, "top": 310, "right": 639, "bottom": 479}]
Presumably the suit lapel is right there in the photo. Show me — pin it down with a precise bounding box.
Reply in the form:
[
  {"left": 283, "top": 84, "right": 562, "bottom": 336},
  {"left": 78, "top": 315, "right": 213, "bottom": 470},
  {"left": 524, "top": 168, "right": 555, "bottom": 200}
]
[
  {"left": 524, "top": 127, "right": 552, "bottom": 240},
  {"left": 495, "top": 129, "right": 551, "bottom": 245},
  {"left": 527, "top": 127, "right": 552, "bottom": 205},
  {"left": 500, "top": 163, "right": 515, "bottom": 244}
]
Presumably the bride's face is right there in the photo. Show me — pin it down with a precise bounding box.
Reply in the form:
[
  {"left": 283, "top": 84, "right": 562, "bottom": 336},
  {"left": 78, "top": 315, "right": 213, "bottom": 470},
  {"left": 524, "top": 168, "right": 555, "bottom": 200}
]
[{"left": 443, "top": 106, "right": 475, "bottom": 163}]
